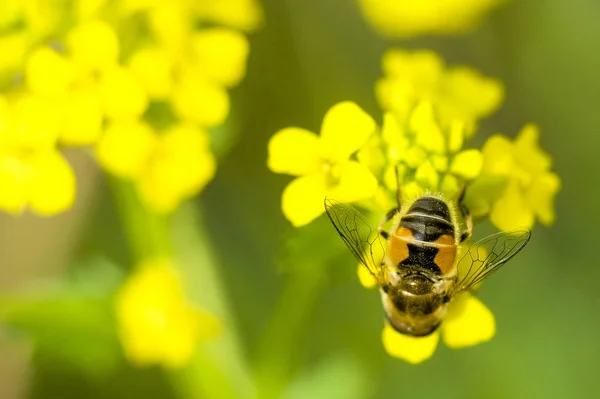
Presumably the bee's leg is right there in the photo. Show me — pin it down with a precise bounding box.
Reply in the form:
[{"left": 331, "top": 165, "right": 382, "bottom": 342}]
[
  {"left": 458, "top": 187, "right": 473, "bottom": 242},
  {"left": 378, "top": 207, "right": 398, "bottom": 239}
]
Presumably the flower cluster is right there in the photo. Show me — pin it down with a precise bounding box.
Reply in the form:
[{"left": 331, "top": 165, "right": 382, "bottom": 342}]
[
  {"left": 358, "top": 0, "right": 505, "bottom": 37},
  {"left": 0, "top": 0, "right": 261, "bottom": 215},
  {"left": 267, "top": 49, "right": 560, "bottom": 363},
  {"left": 116, "top": 258, "right": 220, "bottom": 368}
]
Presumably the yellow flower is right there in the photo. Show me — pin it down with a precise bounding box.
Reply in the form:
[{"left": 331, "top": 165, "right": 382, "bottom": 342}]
[
  {"left": 115, "top": 259, "right": 221, "bottom": 368},
  {"left": 194, "top": 0, "right": 263, "bottom": 32},
  {"left": 358, "top": 0, "right": 504, "bottom": 38},
  {"left": 136, "top": 124, "right": 216, "bottom": 213},
  {"left": 191, "top": 28, "right": 250, "bottom": 88},
  {"left": 376, "top": 49, "right": 503, "bottom": 134},
  {"left": 379, "top": 103, "right": 483, "bottom": 199},
  {"left": 0, "top": 149, "right": 76, "bottom": 216},
  {"left": 95, "top": 120, "right": 157, "bottom": 179},
  {"left": 382, "top": 292, "right": 495, "bottom": 363},
  {"left": 171, "top": 67, "right": 230, "bottom": 128},
  {"left": 268, "top": 102, "right": 378, "bottom": 226},
  {"left": 67, "top": 20, "right": 120, "bottom": 72},
  {"left": 466, "top": 124, "right": 560, "bottom": 232}
]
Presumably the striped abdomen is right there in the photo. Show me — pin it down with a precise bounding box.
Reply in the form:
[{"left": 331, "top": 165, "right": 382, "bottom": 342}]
[{"left": 388, "top": 196, "right": 457, "bottom": 276}]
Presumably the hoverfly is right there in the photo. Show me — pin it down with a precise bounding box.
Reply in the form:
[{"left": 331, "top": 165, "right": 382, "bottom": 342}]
[{"left": 325, "top": 192, "right": 530, "bottom": 337}]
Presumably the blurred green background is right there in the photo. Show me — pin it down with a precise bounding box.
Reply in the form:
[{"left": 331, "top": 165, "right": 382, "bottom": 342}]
[{"left": 1, "top": 0, "right": 598, "bottom": 398}]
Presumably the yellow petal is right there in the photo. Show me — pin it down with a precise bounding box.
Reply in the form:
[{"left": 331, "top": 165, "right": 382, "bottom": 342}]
[
  {"left": 449, "top": 149, "right": 483, "bottom": 179},
  {"left": 411, "top": 102, "right": 445, "bottom": 154},
  {"left": 26, "top": 47, "right": 73, "bottom": 97},
  {"left": 320, "top": 102, "right": 376, "bottom": 162},
  {"left": 357, "top": 264, "right": 378, "bottom": 289},
  {"left": 490, "top": 181, "right": 534, "bottom": 232},
  {"left": 191, "top": 28, "right": 250, "bottom": 87},
  {"left": 382, "top": 323, "right": 439, "bottom": 364},
  {"left": 281, "top": 173, "right": 329, "bottom": 227},
  {"left": 514, "top": 124, "right": 551, "bottom": 174},
  {"left": 60, "top": 89, "right": 103, "bottom": 146},
  {"left": 137, "top": 125, "right": 216, "bottom": 213},
  {"left": 415, "top": 160, "right": 439, "bottom": 191},
  {"left": 481, "top": 134, "right": 514, "bottom": 176},
  {"left": 194, "top": 0, "right": 263, "bottom": 32},
  {"left": 68, "top": 20, "right": 119, "bottom": 71},
  {"left": 100, "top": 66, "right": 148, "bottom": 120},
  {"left": 128, "top": 48, "right": 173, "bottom": 99},
  {"left": 28, "top": 151, "right": 76, "bottom": 216},
  {"left": 172, "top": 69, "right": 229, "bottom": 128},
  {"left": 95, "top": 120, "right": 156, "bottom": 178},
  {"left": 328, "top": 161, "right": 377, "bottom": 203},
  {"left": 0, "top": 155, "right": 29, "bottom": 214},
  {"left": 442, "top": 293, "right": 495, "bottom": 349},
  {"left": 267, "top": 128, "right": 322, "bottom": 176},
  {"left": 448, "top": 120, "right": 465, "bottom": 153},
  {"left": 440, "top": 174, "right": 459, "bottom": 197},
  {"left": 525, "top": 172, "right": 561, "bottom": 225}
]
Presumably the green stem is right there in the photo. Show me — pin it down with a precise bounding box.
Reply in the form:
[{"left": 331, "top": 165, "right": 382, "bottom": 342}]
[
  {"left": 254, "top": 268, "right": 327, "bottom": 399},
  {"left": 170, "top": 203, "right": 255, "bottom": 399},
  {"left": 109, "top": 178, "right": 170, "bottom": 262},
  {"left": 110, "top": 181, "right": 253, "bottom": 398}
]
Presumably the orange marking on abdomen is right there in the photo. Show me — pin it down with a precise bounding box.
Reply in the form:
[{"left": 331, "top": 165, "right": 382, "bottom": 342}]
[
  {"left": 433, "top": 234, "right": 457, "bottom": 274},
  {"left": 388, "top": 227, "right": 412, "bottom": 265}
]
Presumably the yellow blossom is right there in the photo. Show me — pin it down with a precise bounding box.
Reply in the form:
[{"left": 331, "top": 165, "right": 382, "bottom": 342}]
[
  {"left": 99, "top": 66, "right": 148, "bottom": 120},
  {"left": 0, "top": 148, "right": 76, "bottom": 216},
  {"left": 95, "top": 120, "right": 156, "bottom": 179},
  {"left": 67, "top": 20, "right": 120, "bottom": 72},
  {"left": 378, "top": 104, "right": 483, "bottom": 199},
  {"left": 136, "top": 125, "right": 216, "bottom": 213},
  {"left": 171, "top": 68, "right": 230, "bottom": 128},
  {"left": 358, "top": 0, "right": 504, "bottom": 38},
  {"left": 25, "top": 47, "right": 73, "bottom": 98},
  {"left": 115, "top": 259, "right": 221, "bottom": 368},
  {"left": 191, "top": 28, "right": 250, "bottom": 87},
  {"left": 128, "top": 48, "right": 173, "bottom": 99},
  {"left": 382, "top": 293, "right": 495, "bottom": 363},
  {"left": 466, "top": 124, "right": 560, "bottom": 231},
  {"left": 376, "top": 49, "right": 503, "bottom": 134},
  {"left": 195, "top": 0, "right": 263, "bottom": 32},
  {"left": 268, "top": 102, "right": 378, "bottom": 226},
  {"left": 59, "top": 88, "right": 104, "bottom": 146}
]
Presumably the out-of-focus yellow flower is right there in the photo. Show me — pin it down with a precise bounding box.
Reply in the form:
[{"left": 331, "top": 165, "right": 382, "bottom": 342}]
[
  {"left": 191, "top": 28, "right": 250, "bottom": 88},
  {"left": 382, "top": 292, "right": 495, "bottom": 363},
  {"left": 268, "top": 102, "right": 378, "bottom": 226},
  {"left": 195, "top": 0, "right": 263, "bottom": 32},
  {"left": 115, "top": 259, "right": 221, "bottom": 368},
  {"left": 99, "top": 66, "right": 149, "bottom": 120},
  {"left": 67, "top": 20, "right": 120, "bottom": 72},
  {"left": 137, "top": 125, "right": 216, "bottom": 213},
  {"left": 466, "top": 124, "right": 560, "bottom": 232},
  {"left": 25, "top": 47, "right": 73, "bottom": 97},
  {"left": 0, "top": 95, "right": 76, "bottom": 216},
  {"left": 377, "top": 49, "right": 503, "bottom": 134},
  {"left": 128, "top": 48, "right": 173, "bottom": 99},
  {"left": 358, "top": 0, "right": 504, "bottom": 38},
  {"left": 171, "top": 68, "right": 230, "bottom": 128},
  {"left": 95, "top": 120, "right": 157, "bottom": 179}
]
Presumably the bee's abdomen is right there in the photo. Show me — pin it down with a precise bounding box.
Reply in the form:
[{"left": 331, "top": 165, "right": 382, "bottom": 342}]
[{"left": 388, "top": 196, "right": 457, "bottom": 275}]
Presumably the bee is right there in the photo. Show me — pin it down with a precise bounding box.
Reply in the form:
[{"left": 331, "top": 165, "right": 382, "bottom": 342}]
[{"left": 324, "top": 191, "right": 530, "bottom": 337}]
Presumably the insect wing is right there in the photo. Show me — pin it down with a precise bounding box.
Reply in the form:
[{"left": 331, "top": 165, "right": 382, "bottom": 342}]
[
  {"left": 454, "top": 230, "right": 531, "bottom": 295},
  {"left": 324, "top": 198, "right": 387, "bottom": 284}
]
